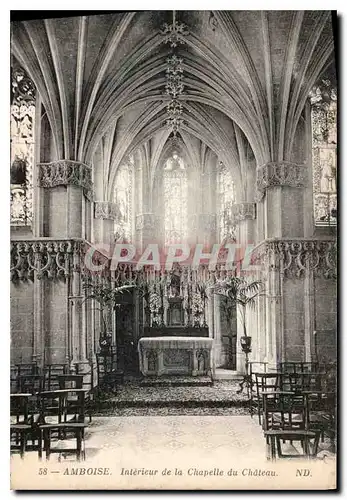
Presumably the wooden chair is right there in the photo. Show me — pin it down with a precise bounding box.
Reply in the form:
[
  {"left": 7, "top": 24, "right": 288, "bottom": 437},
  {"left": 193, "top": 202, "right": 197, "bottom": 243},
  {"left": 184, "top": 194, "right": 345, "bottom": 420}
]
[
  {"left": 248, "top": 362, "right": 267, "bottom": 419},
  {"left": 304, "top": 391, "right": 337, "bottom": 448},
  {"left": 252, "top": 373, "right": 282, "bottom": 425},
  {"left": 96, "top": 352, "right": 124, "bottom": 393},
  {"left": 16, "top": 363, "right": 40, "bottom": 377},
  {"left": 38, "top": 390, "right": 88, "bottom": 461},
  {"left": 10, "top": 394, "right": 32, "bottom": 458},
  {"left": 43, "top": 364, "right": 68, "bottom": 391},
  {"left": 264, "top": 429, "right": 320, "bottom": 461},
  {"left": 279, "top": 362, "right": 319, "bottom": 374},
  {"left": 10, "top": 365, "right": 19, "bottom": 393},
  {"left": 262, "top": 391, "right": 306, "bottom": 433},
  {"left": 287, "top": 372, "right": 323, "bottom": 393},
  {"left": 262, "top": 391, "right": 320, "bottom": 461},
  {"left": 75, "top": 363, "right": 95, "bottom": 422},
  {"left": 57, "top": 375, "right": 89, "bottom": 422},
  {"left": 18, "top": 375, "right": 44, "bottom": 415}
]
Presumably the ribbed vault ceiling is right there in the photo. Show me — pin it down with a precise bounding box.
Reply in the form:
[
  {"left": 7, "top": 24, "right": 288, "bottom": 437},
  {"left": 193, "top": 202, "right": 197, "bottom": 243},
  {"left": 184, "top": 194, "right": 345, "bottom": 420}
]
[{"left": 11, "top": 10, "right": 336, "bottom": 196}]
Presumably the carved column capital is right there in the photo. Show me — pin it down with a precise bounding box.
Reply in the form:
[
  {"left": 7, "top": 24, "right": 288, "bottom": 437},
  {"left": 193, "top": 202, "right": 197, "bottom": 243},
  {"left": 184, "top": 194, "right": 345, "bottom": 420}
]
[
  {"left": 231, "top": 203, "right": 256, "bottom": 225},
  {"left": 94, "top": 201, "right": 118, "bottom": 220},
  {"left": 37, "top": 160, "right": 93, "bottom": 200},
  {"left": 256, "top": 162, "right": 307, "bottom": 201}
]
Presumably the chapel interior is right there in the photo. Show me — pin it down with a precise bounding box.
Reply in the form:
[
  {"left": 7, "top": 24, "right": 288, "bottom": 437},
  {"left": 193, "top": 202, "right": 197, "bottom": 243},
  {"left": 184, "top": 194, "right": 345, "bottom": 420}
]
[{"left": 10, "top": 11, "right": 338, "bottom": 466}]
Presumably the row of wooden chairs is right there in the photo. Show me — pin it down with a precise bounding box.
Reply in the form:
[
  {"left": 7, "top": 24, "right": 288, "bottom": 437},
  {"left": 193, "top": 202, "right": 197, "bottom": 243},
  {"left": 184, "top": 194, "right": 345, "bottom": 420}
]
[
  {"left": 250, "top": 371, "right": 335, "bottom": 423},
  {"left": 248, "top": 364, "right": 336, "bottom": 461},
  {"left": 11, "top": 363, "right": 68, "bottom": 393},
  {"left": 11, "top": 388, "right": 88, "bottom": 461},
  {"left": 13, "top": 373, "right": 93, "bottom": 422}
]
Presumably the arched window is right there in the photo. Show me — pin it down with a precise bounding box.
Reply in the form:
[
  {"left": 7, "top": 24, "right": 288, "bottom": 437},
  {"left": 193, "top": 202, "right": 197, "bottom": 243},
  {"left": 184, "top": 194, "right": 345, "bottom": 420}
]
[
  {"left": 310, "top": 78, "right": 337, "bottom": 226},
  {"left": 217, "top": 163, "right": 236, "bottom": 242},
  {"left": 10, "top": 66, "right": 36, "bottom": 226},
  {"left": 164, "top": 152, "right": 188, "bottom": 245},
  {"left": 113, "top": 159, "right": 133, "bottom": 241}
]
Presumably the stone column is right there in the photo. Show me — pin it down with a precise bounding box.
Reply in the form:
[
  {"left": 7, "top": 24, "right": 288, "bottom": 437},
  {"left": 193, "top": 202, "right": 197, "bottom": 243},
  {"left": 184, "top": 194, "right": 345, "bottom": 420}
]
[
  {"left": 32, "top": 246, "right": 44, "bottom": 367},
  {"left": 256, "top": 161, "right": 307, "bottom": 239},
  {"left": 93, "top": 201, "right": 118, "bottom": 246},
  {"left": 37, "top": 160, "right": 93, "bottom": 239},
  {"left": 230, "top": 203, "right": 257, "bottom": 371},
  {"left": 213, "top": 293, "right": 223, "bottom": 367},
  {"left": 255, "top": 162, "right": 308, "bottom": 367},
  {"left": 231, "top": 202, "right": 256, "bottom": 253},
  {"left": 70, "top": 243, "right": 89, "bottom": 372}
]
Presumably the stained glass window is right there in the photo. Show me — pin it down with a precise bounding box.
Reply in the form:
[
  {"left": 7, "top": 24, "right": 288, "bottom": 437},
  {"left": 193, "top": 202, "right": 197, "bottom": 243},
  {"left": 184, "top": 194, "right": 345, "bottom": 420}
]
[
  {"left": 10, "top": 66, "right": 36, "bottom": 226},
  {"left": 164, "top": 153, "right": 188, "bottom": 245},
  {"left": 217, "top": 163, "right": 236, "bottom": 242},
  {"left": 310, "top": 78, "right": 337, "bottom": 226},
  {"left": 113, "top": 159, "right": 133, "bottom": 241}
]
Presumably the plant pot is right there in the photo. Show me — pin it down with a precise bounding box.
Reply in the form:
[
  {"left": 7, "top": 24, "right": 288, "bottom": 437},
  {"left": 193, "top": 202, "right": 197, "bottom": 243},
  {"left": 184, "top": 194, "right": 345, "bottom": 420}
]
[
  {"left": 99, "top": 332, "right": 113, "bottom": 354},
  {"left": 240, "top": 335, "right": 252, "bottom": 354}
]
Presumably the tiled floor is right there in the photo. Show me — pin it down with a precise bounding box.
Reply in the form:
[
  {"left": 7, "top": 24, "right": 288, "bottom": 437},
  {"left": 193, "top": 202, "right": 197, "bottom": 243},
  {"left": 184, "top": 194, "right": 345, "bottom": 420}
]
[
  {"left": 85, "top": 415, "right": 265, "bottom": 457},
  {"left": 10, "top": 416, "right": 337, "bottom": 490}
]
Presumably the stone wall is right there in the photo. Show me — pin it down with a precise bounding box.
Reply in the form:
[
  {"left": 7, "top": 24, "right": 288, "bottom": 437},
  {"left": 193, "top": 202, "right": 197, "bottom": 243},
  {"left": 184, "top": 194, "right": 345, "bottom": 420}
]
[
  {"left": 44, "top": 280, "right": 69, "bottom": 364},
  {"left": 282, "top": 278, "right": 306, "bottom": 361},
  {"left": 10, "top": 281, "right": 34, "bottom": 363},
  {"left": 314, "top": 278, "right": 337, "bottom": 362}
]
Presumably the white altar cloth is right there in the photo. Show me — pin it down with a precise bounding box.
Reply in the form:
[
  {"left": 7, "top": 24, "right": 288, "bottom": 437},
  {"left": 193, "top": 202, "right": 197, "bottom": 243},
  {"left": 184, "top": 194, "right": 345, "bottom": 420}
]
[{"left": 138, "top": 336, "right": 213, "bottom": 377}]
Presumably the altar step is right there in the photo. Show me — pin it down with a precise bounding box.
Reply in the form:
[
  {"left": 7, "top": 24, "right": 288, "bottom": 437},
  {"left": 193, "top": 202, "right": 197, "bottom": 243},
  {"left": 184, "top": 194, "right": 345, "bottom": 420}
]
[
  {"left": 140, "top": 375, "right": 213, "bottom": 387},
  {"left": 214, "top": 369, "right": 243, "bottom": 380},
  {"left": 92, "top": 379, "right": 249, "bottom": 413},
  {"left": 95, "top": 398, "right": 248, "bottom": 410}
]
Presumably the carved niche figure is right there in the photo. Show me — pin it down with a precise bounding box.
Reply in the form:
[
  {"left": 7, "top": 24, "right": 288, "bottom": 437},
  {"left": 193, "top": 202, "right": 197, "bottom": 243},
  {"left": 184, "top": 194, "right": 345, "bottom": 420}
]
[
  {"left": 11, "top": 155, "right": 27, "bottom": 185},
  {"left": 168, "top": 271, "right": 181, "bottom": 298}
]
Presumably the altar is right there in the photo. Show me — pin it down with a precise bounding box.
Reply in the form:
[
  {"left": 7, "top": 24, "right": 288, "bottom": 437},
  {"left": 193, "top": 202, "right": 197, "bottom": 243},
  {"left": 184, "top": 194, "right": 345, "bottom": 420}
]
[{"left": 138, "top": 336, "right": 213, "bottom": 377}]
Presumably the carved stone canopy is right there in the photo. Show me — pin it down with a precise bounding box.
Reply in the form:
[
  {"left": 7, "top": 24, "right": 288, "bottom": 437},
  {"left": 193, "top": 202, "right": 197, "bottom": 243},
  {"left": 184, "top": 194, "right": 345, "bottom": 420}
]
[
  {"left": 231, "top": 203, "right": 256, "bottom": 225},
  {"left": 253, "top": 238, "right": 337, "bottom": 280},
  {"left": 256, "top": 162, "right": 307, "bottom": 201},
  {"left": 94, "top": 201, "right": 119, "bottom": 221},
  {"left": 38, "top": 160, "right": 93, "bottom": 201}
]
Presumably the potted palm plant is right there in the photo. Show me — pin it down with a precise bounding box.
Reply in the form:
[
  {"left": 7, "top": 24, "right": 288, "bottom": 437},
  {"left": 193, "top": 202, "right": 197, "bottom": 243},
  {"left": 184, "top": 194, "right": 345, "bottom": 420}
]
[
  {"left": 212, "top": 275, "right": 264, "bottom": 342},
  {"left": 211, "top": 276, "right": 264, "bottom": 392},
  {"left": 82, "top": 280, "right": 135, "bottom": 354}
]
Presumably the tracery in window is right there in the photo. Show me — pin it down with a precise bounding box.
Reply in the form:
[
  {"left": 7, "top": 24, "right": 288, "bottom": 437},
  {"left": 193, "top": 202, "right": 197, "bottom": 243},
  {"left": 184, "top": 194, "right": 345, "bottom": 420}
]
[
  {"left": 10, "top": 66, "right": 36, "bottom": 226},
  {"left": 164, "top": 152, "right": 188, "bottom": 245},
  {"left": 113, "top": 159, "right": 133, "bottom": 241},
  {"left": 217, "top": 163, "right": 236, "bottom": 242},
  {"left": 310, "top": 78, "right": 337, "bottom": 226}
]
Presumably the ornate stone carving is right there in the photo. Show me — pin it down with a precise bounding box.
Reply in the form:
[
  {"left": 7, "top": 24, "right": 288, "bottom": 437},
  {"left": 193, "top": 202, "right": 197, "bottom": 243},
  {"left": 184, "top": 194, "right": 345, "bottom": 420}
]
[
  {"left": 38, "top": 160, "right": 93, "bottom": 200},
  {"left": 161, "top": 17, "right": 189, "bottom": 48},
  {"left": 231, "top": 203, "right": 256, "bottom": 225},
  {"left": 10, "top": 239, "right": 84, "bottom": 282},
  {"left": 209, "top": 12, "right": 218, "bottom": 32},
  {"left": 94, "top": 201, "right": 119, "bottom": 220},
  {"left": 163, "top": 349, "right": 190, "bottom": 367},
  {"left": 253, "top": 238, "right": 337, "bottom": 279},
  {"left": 165, "top": 55, "right": 184, "bottom": 98},
  {"left": 256, "top": 162, "right": 307, "bottom": 201},
  {"left": 135, "top": 213, "right": 161, "bottom": 231},
  {"left": 164, "top": 55, "right": 186, "bottom": 136}
]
